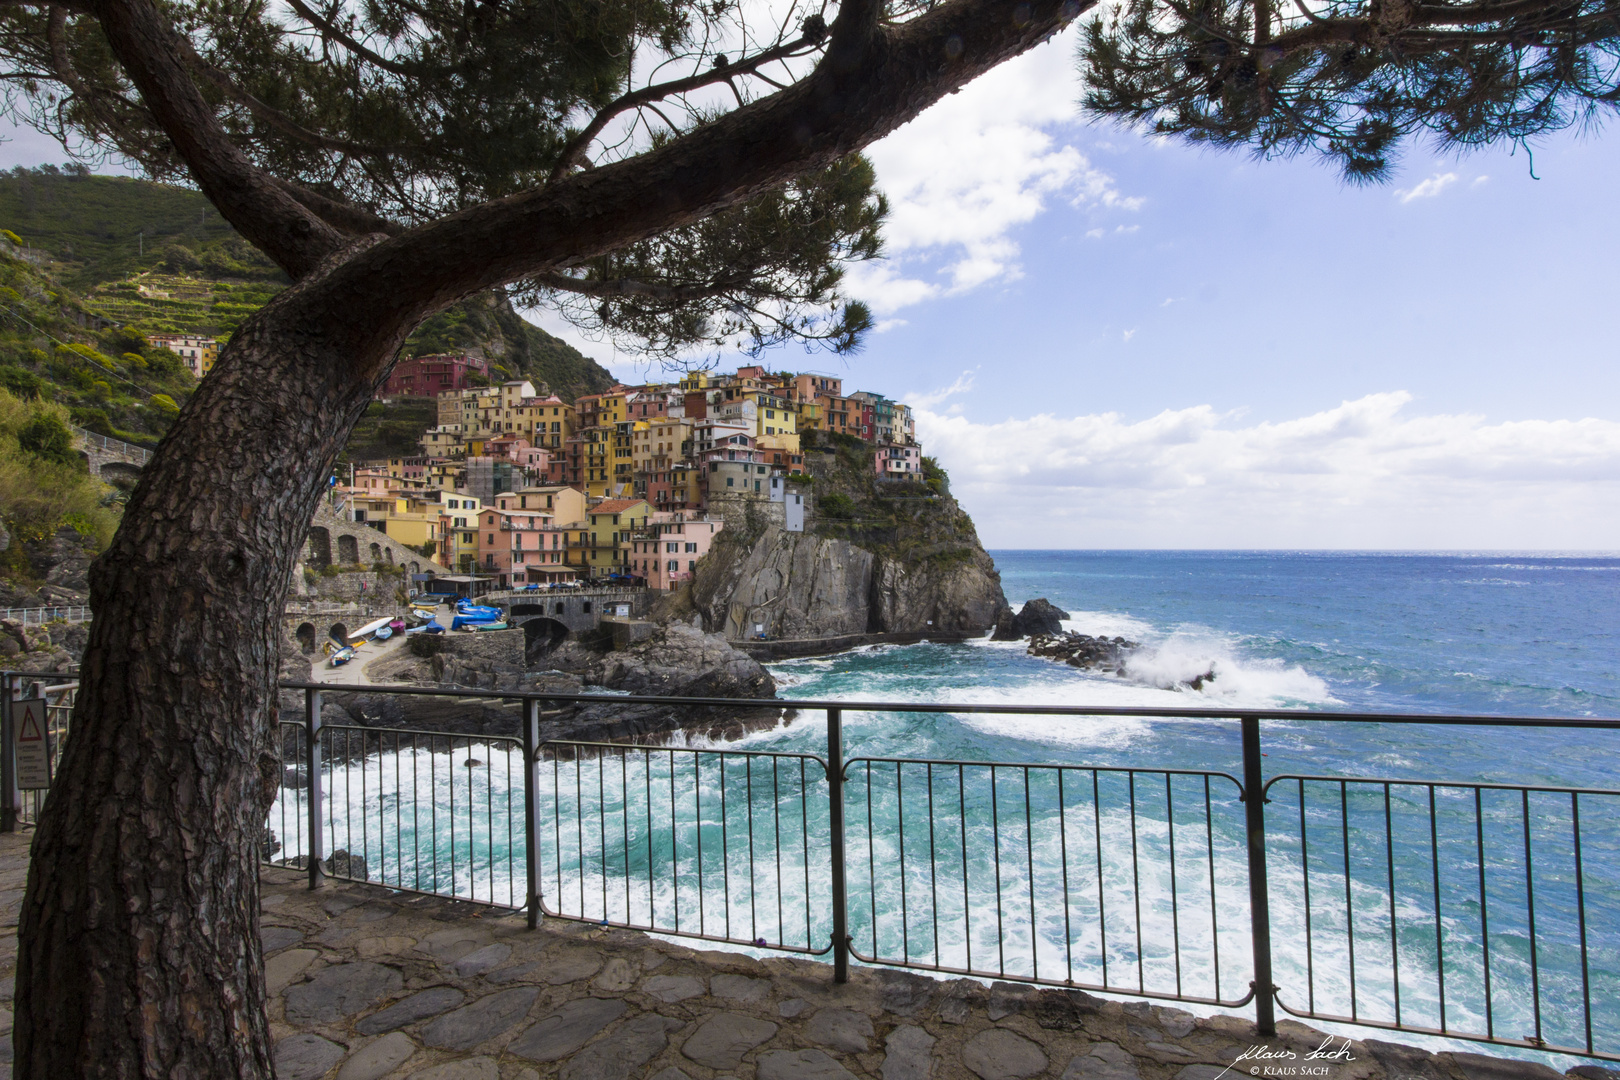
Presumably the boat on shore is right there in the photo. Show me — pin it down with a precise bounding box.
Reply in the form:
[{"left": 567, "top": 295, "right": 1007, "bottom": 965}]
[{"left": 329, "top": 646, "right": 356, "bottom": 666}]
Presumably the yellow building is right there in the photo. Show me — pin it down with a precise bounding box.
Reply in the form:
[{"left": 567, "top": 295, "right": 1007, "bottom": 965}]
[
  {"left": 582, "top": 498, "right": 651, "bottom": 577},
  {"left": 437, "top": 492, "right": 482, "bottom": 571},
  {"left": 499, "top": 486, "right": 587, "bottom": 523},
  {"left": 148, "top": 333, "right": 219, "bottom": 379}
]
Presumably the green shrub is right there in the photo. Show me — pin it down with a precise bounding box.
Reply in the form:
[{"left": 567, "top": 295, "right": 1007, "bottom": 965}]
[
  {"left": 818, "top": 492, "right": 855, "bottom": 519},
  {"left": 17, "top": 412, "right": 77, "bottom": 467}
]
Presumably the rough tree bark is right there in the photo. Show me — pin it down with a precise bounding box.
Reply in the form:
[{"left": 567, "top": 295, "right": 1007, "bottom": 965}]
[{"left": 12, "top": 0, "right": 1081, "bottom": 1071}]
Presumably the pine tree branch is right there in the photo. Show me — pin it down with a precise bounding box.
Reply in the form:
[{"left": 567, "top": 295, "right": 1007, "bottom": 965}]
[
  {"left": 533, "top": 271, "right": 744, "bottom": 301},
  {"left": 87, "top": 0, "right": 343, "bottom": 277},
  {"left": 281, "top": 0, "right": 417, "bottom": 76},
  {"left": 549, "top": 34, "right": 823, "bottom": 181},
  {"left": 179, "top": 41, "right": 398, "bottom": 157}
]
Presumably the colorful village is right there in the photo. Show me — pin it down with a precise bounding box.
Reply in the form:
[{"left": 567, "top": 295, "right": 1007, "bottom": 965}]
[{"left": 290, "top": 353, "right": 923, "bottom": 595}]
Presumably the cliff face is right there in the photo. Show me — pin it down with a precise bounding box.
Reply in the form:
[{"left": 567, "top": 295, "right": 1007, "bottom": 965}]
[{"left": 681, "top": 433, "right": 1010, "bottom": 641}]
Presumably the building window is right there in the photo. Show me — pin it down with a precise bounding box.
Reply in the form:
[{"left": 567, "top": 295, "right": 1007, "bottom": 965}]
[
  {"left": 686, "top": 543, "right": 697, "bottom": 553},
  {"left": 668, "top": 560, "right": 678, "bottom": 572}
]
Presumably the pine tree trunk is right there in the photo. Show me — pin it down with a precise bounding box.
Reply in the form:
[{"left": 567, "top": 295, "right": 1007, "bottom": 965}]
[{"left": 14, "top": 271, "right": 406, "bottom": 1078}]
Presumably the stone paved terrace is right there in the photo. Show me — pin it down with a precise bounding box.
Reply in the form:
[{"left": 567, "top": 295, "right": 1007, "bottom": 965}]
[{"left": 0, "top": 833, "right": 1611, "bottom": 1080}]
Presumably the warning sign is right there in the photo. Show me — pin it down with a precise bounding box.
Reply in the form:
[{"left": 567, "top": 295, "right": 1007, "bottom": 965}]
[{"left": 15, "top": 699, "right": 50, "bottom": 790}]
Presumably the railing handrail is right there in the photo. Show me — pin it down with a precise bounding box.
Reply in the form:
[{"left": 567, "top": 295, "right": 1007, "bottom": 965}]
[
  {"left": 273, "top": 679, "right": 1620, "bottom": 728},
  {"left": 0, "top": 606, "right": 92, "bottom": 624},
  {"left": 72, "top": 426, "right": 152, "bottom": 464}
]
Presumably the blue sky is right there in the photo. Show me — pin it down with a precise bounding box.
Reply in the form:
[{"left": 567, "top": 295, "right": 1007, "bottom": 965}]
[{"left": 6, "top": 30, "right": 1618, "bottom": 548}]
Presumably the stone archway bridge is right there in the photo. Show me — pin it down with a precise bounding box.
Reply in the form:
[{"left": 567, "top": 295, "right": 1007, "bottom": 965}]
[{"left": 74, "top": 427, "right": 152, "bottom": 484}]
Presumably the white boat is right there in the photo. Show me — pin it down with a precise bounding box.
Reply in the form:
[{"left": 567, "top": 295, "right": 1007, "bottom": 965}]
[
  {"left": 348, "top": 616, "right": 392, "bottom": 643},
  {"left": 374, "top": 625, "right": 393, "bottom": 641}
]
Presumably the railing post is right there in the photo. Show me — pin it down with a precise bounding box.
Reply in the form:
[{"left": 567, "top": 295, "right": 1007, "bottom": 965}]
[
  {"left": 306, "top": 686, "right": 325, "bottom": 890},
  {"left": 523, "top": 697, "right": 542, "bottom": 929},
  {"left": 827, "top": 707, "right": 849, "bottom": 983},
  {"left": 1242, "top": 715, "right": 1277, "bottom": 1037},
  {"left": 0, "top": 673, "right": 16, "bottom": 833}
]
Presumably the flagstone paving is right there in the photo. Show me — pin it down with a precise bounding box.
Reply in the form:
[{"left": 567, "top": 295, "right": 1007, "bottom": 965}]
[{"left": 0, "top": 831, "right": 1609, "bottom": 1080}]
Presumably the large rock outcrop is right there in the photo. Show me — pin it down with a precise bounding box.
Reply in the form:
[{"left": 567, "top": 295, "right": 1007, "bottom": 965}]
[
  {"left": 686, "top": 525, "right": 1009, "bottom": 641},
  {"left": 992, "top": 598, "right": 1070, "bottom": 641}
]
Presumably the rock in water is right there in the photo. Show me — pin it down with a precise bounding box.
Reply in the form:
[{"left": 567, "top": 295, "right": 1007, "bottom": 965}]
[
  {"left": 992, "top": 598, "right": 1071, "bottom": 640},
  {"left": 588, "top": 623, "right": 775, "bottom": 699},
  {"left": 1027, "top": 632, "right": 1138, "bottom": 671}
]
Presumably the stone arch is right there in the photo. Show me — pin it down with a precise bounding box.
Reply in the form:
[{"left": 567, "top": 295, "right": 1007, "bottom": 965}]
[
  {"left": 295, "top": 622, "right": 316, "bottom": 653},
  {"left": 328, "top": 622, "right": 348, "bottom": 644},
  {"left": 523, "top": 618, "right": 570, "bottom": 664},
  {"left": 554, "top": 602, "right": 565, "bottom": 615},
  {"left": 410, "top": 562, "right": 420, "bottom": 574},
  {"left": 337, "top": 534, "right": 359, "bottom": 565},
  {"left": 385, "top": 548, "right": 394, "bottom": 565},
  {"left": 582, "top": 601, "right": 592, "bottom": 613},
  {"left": 369, "top": 541, "right": 382, "bottom": 562},
  {"left": 306, "top": 527, "right": 332, "bottom": 569},
  {"left": 99, "top": 460, "right": 143, "bottom": 485}
]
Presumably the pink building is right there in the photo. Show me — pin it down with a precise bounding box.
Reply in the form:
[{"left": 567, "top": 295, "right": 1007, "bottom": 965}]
[
  {"left": 474, "top": 506, "right": 561, "bottom": 587},
  {"left": 875, "top": 444, "right": 921, "bottom": 478},
  {"left": 378, "top": 353, "right": 490, "bottom": 398},
  {"left": 628, "top": 516, "right": 724, "bottom": 590}
]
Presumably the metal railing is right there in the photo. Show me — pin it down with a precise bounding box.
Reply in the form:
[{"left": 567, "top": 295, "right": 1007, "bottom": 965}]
[
  {"left": 3, "top": 673, "right": 1617, "bottom": 1062},
  {"left": 0, "top": 606, "right": 91, "bottom": 625},
  {"left": 73, "top": 426, "right": 153, "bottom": 465}
]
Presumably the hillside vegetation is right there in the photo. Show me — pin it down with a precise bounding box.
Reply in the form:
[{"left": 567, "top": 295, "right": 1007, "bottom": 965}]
[{"left": 0, "top": 166, "right": 619, "bottom": 399}]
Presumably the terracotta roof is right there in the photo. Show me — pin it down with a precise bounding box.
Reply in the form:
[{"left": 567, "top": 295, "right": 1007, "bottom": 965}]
[{"left": 591, "top": 499, "right": 646, "bottom": 513}]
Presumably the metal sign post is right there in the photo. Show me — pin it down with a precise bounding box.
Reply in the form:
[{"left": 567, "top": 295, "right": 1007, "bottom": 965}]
[{"left": 15, "top": 698, "right": 51, "bottom": 790}]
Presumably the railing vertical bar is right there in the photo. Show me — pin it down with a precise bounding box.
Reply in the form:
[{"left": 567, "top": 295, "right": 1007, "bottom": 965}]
[
  {"left": 1301, "top": 778, "right": 1314, "bottom": 1014},
  {"left": 1094, "top": 769, "right": 1107, "bottom": 989},
  {"left": 1206, "top": 775, "right": 1220, "bottom": 1003},
  {"left": 721, "top": 754, "right": 731, "bottom": 940},
  {"left": 599, "top": 750, "right": 608, "bottom": 920},
  {"left": 449, "top": 735, "right": 458, "bottom": 898},
  {"left": 646, "top": 750, "right": 656, "bottom": 928},
  {"left": 927, "top": 763, "right": 940, "bottom": 969},
  {"left": 867, "top": 760, "right": 877, "bottom": 955},
  {"left": 992, "top": 764, "right": 1006, "bottom": 976},
  {"left": 359, "top": 728, "right": 369, "bottom": 885},
  {"left": 960, "top": 763, "right": 971, "bottom": 975},
  {"left": 1521, "top": 788, "right": 1542, "bottom": 1046},
  {"left": 827, "top": 708, "right": 849, "bottom": 982},
  {"left": 1025, "top": 766, "right": 1037, "bottom": 981},
  {"left": 670, "top": 749, "right": 678, "bottom": 934},
  {"left": 697, "top": 752, "right": 705, "bottom": 936},
  {"left": 1340, "top": 779, "right": 1355, "bottom": 1021},
  {"left": 1429, "top": 785, "right": 1444, "bottom": 1034},
  {"left": 1167, "top": 773, "right": 1182, "bottom": 998},
  {"left": 800, "top": 757, "right": 811, "bottom": 951},
  {"left": 622, "top": 751, "right": 631, "bottom": 927},
  {"left": 1571, "top": 792, "right": 1592, "bottom": 1054},
  {"left": 898, "top": 761, "right": 909, "bottom": 962},
  {"left": 524, "top": 700, "right": 540, "bottom": 928},
  {"left": 1476, "top": 786, "right": 1493, "bottom": 1039},
  {"left": 1060, "top": 768, "right": 1073, "bottom": 984},
  {"left": 1129, "top": 771, "right": 1143, "bottom": 992},
  {"left": 413, "top": 733, "right": 423, "bottom": 893},
  {"left": 746, "top": 755, "right": 757, "bottom": 944},
  {"left": 553, "top": 754, "right": 562, "bottom": 908},
  {"left": 305, "top": 687, "right": 324, "bottom": 891},
  {"left": 1385, "top": 782, "right": 1400, "bottom": 1028},
  {"left": 772, "top": 757, "right": 783, "bottom": 946},
  {"left": 1242, "top": 716, "right": 1276, "bottom": 1037}
]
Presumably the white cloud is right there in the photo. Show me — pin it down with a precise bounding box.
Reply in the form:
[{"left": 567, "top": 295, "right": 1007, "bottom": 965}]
[
  {"left": 1396, "top": 173, "right": 1459, "bottom": 203},
  {"left": 849, "top": 25, "right": 1139, "bottom": 315},
  {"left": 1122, "top": 329, "right": 1136, "bottom": 343},
  {"left": 873, "top": 318, "right": 909, "bottom": 334},
  {"left": 920, "top": 393, "right": 1620, "bottom": 548},
  {"left": 904, "top": 369, "right": 978, "bottom": 409}
]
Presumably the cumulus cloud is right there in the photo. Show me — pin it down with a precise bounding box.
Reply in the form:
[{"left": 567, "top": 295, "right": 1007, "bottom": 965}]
[
  {"left": 846, "top": 25, "right": 1139, "bottom": 315},
  {"left": 1396, "top": 172, "right": 1459, "bottom": 203},
  {"left": 919, "top": 393, "right": 1620, "bottom": 548}
]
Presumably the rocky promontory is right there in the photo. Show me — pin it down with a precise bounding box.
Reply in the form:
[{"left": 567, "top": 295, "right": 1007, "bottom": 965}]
[{"left": 672, "top": 433, "right": 1010, "bottom": 646}]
